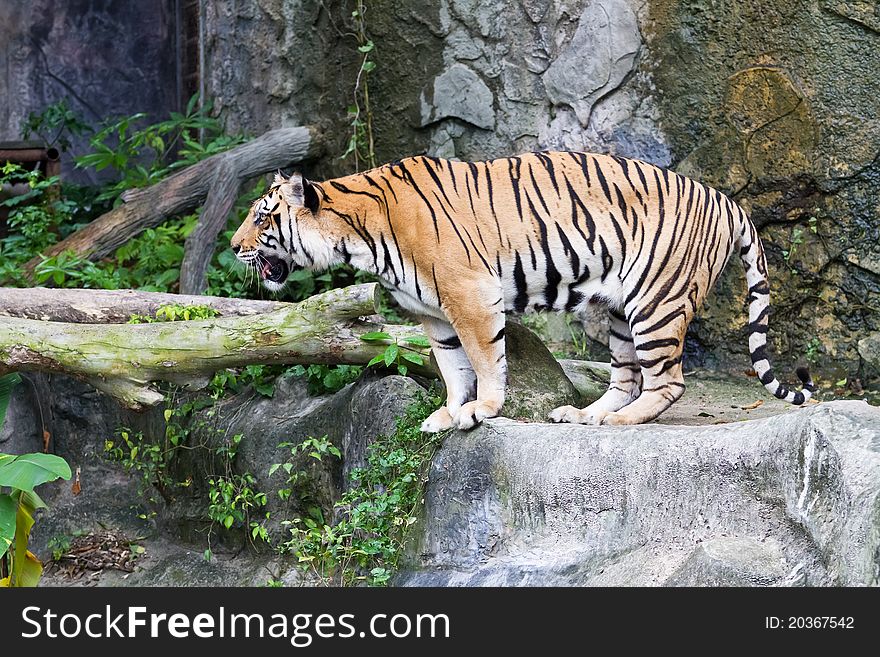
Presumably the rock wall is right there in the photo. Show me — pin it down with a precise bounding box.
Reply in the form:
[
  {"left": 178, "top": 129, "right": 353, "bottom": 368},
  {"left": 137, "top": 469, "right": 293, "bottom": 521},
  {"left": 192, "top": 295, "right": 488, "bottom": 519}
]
[
  {"left": 205, "top": 0, "right": 880, "bottom": 383},
  {"left": 400, "top": 400, "right": 880, "bottom": 586},
  {"left": 0, "top": 0, "right": 183, "bottom": 184}
]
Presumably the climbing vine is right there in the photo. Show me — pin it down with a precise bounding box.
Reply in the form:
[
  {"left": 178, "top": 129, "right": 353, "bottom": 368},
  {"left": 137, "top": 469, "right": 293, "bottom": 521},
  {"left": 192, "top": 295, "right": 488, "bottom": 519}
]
[{"left": 342, "top": 0, "right": 377, "bottom": 170}]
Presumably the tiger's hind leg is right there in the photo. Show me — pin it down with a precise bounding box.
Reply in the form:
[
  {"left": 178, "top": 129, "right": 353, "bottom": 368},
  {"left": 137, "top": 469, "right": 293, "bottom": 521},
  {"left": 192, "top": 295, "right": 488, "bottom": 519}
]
[
  {"left": 550, "top": 310, "right": 643, "bottom": 425},
  {"left": 419, "top": 316, "right": 477, "bottom": 433},
  {"left": 597, "top": 308, "right": 688, "bottom": 426}
]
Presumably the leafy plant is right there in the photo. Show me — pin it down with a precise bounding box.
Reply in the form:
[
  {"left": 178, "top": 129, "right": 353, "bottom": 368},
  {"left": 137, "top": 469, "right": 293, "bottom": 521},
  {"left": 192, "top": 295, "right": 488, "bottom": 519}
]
[
  {"left": 47, "top": 534, "right": 71, "bottom": 562},
  {"left": 343, "top": 0, "right": 377, "bottom": 170},
  {"left": 207, "top": 433, "right": 269, "bottom": 545},
  {"left": 127, "top": 302, "right": 220, "bottom": 324},
  {"left": 0, "top": 373, "right": 72, "bottom": 587},
  {"left": 75, "top": 94, "right": 244, "bottom": 205},
  {"left": 0, "top": 452, "right": 72, "bottom": 587},
  {"left": 207, "top": 472, "right": 267, "bottom": 532},
  {"left": 269, "top": 436, "right": 341, "bottom": 505},
  {"left": 288, "top": 364, "right": 364, "bottom": 395},
  {"left": 281, "top": 395, "right": 443, "bottom": 586},
  {"left": 22, "top": 98, "right": 92, "bottom": 153},
  {"left": 359, "top": 331, "right": 430, "bottom": 376}
]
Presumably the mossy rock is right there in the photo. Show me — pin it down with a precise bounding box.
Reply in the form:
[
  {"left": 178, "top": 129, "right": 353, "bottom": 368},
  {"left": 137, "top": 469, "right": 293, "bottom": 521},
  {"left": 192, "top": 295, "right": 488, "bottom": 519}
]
[{"left": 501, "top": 319, "right": 585, "bottom": 422}]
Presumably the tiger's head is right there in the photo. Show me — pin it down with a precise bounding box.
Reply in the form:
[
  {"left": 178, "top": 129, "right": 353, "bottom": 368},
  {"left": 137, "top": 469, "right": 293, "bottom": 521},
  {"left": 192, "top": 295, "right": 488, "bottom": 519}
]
[{"left": 231, "top": 172, "right": 335, "bottom": 291}]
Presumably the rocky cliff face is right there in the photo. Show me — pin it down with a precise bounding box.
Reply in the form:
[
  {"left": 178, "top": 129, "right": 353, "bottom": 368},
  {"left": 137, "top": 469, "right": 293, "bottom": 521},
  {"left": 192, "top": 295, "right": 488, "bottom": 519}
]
[
  {"left": 399, "top": 401, "right": 880, "bottom": 586},
  {"left": 10, "top": 368, "right": 880, "bottom": 588},
  {"left": 205, "top": 0, "right": 880, "bottom": 384}
]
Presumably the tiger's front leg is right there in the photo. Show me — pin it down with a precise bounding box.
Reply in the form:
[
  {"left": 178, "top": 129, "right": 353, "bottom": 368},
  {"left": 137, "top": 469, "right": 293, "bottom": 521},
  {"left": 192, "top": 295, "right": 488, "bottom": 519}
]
[
  {"left": 419, "top": 316, "right": 477, "bottom": 433},
  {"left": 440, "top": 280, "right": 507, "bottom": 430}
]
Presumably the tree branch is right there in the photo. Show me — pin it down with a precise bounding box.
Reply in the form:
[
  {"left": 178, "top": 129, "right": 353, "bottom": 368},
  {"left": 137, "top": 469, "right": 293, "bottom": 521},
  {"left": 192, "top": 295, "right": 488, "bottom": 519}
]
[
  {"left": 0, "top": 284, "right": 433, "bottom": 410},
  {"left": 24, "top": 126, "right": 323, "bottom": 291}
]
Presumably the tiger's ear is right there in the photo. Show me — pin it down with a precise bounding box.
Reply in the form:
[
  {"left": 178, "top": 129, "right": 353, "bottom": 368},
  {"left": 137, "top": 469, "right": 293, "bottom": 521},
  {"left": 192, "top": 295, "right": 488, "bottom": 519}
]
[
  {"left": 273, "top": 170, "right": 286, "bottom": 186},
  {"left": 282, "top": 172, "right": 320, "bottom": 214}
]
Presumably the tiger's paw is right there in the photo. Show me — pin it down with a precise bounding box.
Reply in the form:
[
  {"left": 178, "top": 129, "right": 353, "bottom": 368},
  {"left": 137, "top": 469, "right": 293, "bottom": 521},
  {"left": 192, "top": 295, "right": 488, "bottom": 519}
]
[
  {"left": 550, "top": 406, "right": 616, "bottom": 426},
  {"left": 456, "top": 400, "right": 499, "bottom": 430},
  {"left": 548, "top": 405, "right": 587, "bottom": 424},
  {"left": 420, "top": 406, "right": 455, "bottom": 433},
  {"left": 599, "top": 412, "right": 635, "bottom": 426}
]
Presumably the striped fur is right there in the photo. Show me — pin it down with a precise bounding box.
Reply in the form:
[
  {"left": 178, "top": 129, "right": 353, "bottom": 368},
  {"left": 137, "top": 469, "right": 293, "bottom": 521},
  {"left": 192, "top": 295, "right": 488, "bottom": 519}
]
[{"left": 231, "top": 153, "right": 815, "bottom": 430}]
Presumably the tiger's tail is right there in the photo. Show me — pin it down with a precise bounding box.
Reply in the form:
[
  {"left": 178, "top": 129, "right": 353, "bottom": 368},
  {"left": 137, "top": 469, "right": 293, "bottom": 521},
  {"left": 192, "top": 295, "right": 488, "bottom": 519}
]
[{"left": 737, "top": 217, "right": 816, "bottom": 405}]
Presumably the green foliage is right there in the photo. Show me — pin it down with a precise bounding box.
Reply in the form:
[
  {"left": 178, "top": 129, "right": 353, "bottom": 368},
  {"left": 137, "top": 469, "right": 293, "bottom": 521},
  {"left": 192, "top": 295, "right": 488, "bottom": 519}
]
[
  {"left": 360, "top": 331, "right": 430, "bottom": 376},
  {"left": 47, "top": 534, "right": 71, "bottom": 562},
  {"left": 288, "top": 364, "right": 363, "bottom": 395},
  {"left": 75, "top": 94, "right": 244, "bottom": 205},
  {"left": 280, "top": 395, "right": 444, "bottom": 586},
  {"left": 1, "top": 374, "right": 73, "bottom": 586},
  {"left": 128, "top": 302, "right": 220, "bottom": 324},
  {"left": 0, "top": 374, "right": 22, "bottom": 429},
  {"left": 0, "top": 428, "right": 72, "bottom": 585},
  {"left": 22, "top": 98, "right": 92, "bottom": 153},
  {"left": 2, "top": 97, "right": 253, "bottom": 293},
  {"left": 207, "top": 433, "right": 269, "bottom": 545},
  {"left": 269, "top": 436, "right": 341, "bottom": 506},
  {"left": 105, "top": 427, "right": 181, "bottom": 504},
  {"left": 805, "top": 337, "right": 822, "bottom": 365},
  {"left": 207, "top": 365, "right": 279, "bottom": 400},
  {"left": 343, "top": 1, "right": 377, "bottom": 170},
  {"left": 207, "top": 472, "right": 267, "bottom": 532}
]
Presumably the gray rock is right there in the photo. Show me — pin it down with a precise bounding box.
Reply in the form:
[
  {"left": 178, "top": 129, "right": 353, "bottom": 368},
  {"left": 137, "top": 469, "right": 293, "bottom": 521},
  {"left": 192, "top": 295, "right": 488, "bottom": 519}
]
[
  {"left": 399, "top": 400, "right": 880, "bottom": 586},
  {"left": 166, "top": 373, "right": 427, "bottom": 540},
  {"left": 664, "top": 537, "right": 788, "bottom": 587},
  {"left": 542, "top": 0, "right": 642, "bottom": 127},
  {"left": 858, "top": 332, "right": 880, "bottom": 371},
  {"left": 0, "top": 375, "right": 42, "bottom": 455},
  {"left": 502, "top": 320, "right": 583, "bottom": 421},
  {"left": 557, "top": 359, "right": 610, "bottom": 402},
  {"left": 420, "top": 63, "right": 495, "bottom": 130}
]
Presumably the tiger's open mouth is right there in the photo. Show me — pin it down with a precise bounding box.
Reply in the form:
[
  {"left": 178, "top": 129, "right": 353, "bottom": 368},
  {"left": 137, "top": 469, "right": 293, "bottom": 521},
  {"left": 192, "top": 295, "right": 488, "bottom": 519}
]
[{"left": 259, "top": 255, "right": 289, "bottom": 284}]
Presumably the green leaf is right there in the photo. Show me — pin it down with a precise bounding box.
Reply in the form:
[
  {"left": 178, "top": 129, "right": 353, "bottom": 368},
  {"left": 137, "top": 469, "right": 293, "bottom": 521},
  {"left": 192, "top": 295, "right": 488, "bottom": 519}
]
[
  {"left": 0, "top": 453, "right": 72, "bottom": 492},
  {"left": 0, "top": 493, "right": 15, "bottom": 560},
  {"left": 402, "top": 335, "right": 431, "bottom": 348},
  {"left": 401, "top": 352, "right": 424, "bottom": 365},
  {"left": 359, "top": 331, "right": 393, "bottom": 343},
  {"left": 367, "top": 354, "right": 385, "bottom": 367},
  {"left": 18, "top": 490, "right": 46, "bottom": 512},
  {"left": 0, "top": 373, "right": 22, "bottom": 428},
  {"left": 384, "top": 344, "right": 400, "bottom": 367}
]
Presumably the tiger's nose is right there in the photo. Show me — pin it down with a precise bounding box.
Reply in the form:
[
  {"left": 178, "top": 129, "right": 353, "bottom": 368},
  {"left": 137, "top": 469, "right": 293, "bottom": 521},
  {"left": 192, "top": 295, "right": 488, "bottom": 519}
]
[{"left": 231, "top": 244, "right": 241, "bottom": 254}]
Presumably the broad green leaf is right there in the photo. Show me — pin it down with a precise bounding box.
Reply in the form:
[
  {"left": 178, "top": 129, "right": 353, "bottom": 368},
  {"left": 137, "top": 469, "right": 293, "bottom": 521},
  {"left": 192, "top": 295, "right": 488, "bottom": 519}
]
[
  {"left": 19, "top": 490, "right": 47, "bottom": 512},
  {"left": 401, "top": 352, "right": 424, "bottom": 365},
  {"left": 384, "top": 344, "right": 400, "bottom": 367},
  {"left": 402, "top": 335, "right": 431, "bottom": 348},
  {"left": 0, "top": 493, "right": 15, "bottom": 560},
  {"left": 359, "top": 331, "right": 393, "bottom": 343},
  {"left": 0, "top": 453, "right": 72, "bottom": 492}
]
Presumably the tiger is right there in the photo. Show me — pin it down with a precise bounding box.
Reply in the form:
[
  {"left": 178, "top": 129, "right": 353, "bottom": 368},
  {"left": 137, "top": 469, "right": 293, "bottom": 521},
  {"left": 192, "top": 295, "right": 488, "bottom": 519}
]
[{"left": 231, "top": 151, "right": 815, "bottom": 432}]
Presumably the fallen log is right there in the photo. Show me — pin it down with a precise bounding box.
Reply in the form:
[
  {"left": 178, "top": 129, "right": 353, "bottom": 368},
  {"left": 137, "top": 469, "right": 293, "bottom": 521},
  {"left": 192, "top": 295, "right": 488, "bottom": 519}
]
[
  {"left": 0, "top": 287, "right": 291, "bottom": 323},
  {"left": 24, "top": 126, "right": 322, "bottom": 294},
  {"left": 0, "top": 283, "right": 432, "bottom": 410}
]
